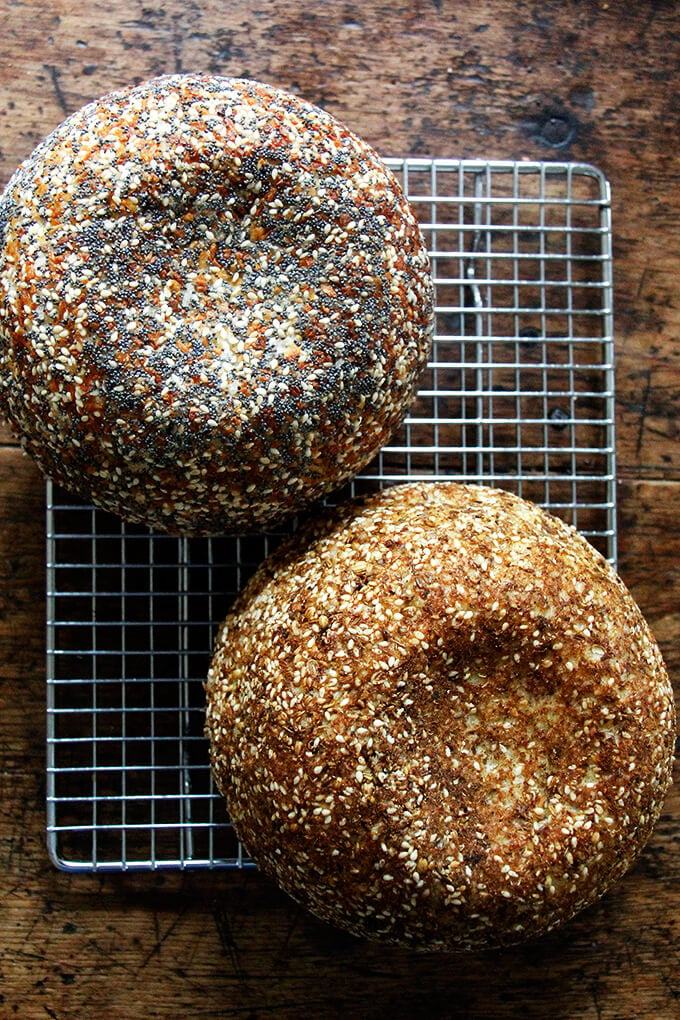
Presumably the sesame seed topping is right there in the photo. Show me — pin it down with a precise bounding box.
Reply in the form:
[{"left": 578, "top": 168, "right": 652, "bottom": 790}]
[
  {"left": 205, "top": 481, "right": 675, "bottom": 951},
  {"left": 0, "top": 74, "right": 433, "bottom": 535}
]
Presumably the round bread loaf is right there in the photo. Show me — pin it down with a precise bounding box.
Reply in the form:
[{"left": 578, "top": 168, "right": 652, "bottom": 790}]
[
  {"left": 0, "top": 75, "right": 432, "bottom": 534},
  {"left": 206, "top": 481, "right": 675, "bottom": 951}
]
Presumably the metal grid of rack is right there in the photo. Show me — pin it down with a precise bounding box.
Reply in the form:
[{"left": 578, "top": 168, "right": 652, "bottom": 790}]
[{"left": 46, "top": 159, "right": 616, "bottom": 871}]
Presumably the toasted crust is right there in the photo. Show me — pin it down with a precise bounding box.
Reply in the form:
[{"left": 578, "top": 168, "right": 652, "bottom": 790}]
[
  {"left": 0, "top": 75, "right": 432, "bottom": 535},
  {"left": 205, "top": 482, "right": 675, "bottom": 950}
]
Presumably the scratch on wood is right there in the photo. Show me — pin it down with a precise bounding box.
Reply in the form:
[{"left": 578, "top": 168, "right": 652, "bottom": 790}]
[
  {"left": 82, "top": 937, "right": 129, "bottom": 966},
  {"left": 590, "top": 980, "right": 604, "bottom": 1020},
  {"left": 268, "top": 908, "right": 300, "bottom": 975},
  {"left": 625, "top": 942, "right": 637, "bottom": 982},
  {"left": 138, "top": 906, "right": 188, "bottom": 970},
  {"left": 172, "top": 17, "right": 184, "bottom": 74},
  {"left": 635, "top": 267, "right": 651, "bottom": 301},
  {"left": 637, "top": 3, "right": 666, "bottom": 44},
  {"left": 45, "top": 65, "right": 69, "bottom": 118},
  {"left": 636, "top": 367, "right": 653, "bottom": 455},
  {"left": 212, "top": 899, "right": 251, "bottom": 991}
]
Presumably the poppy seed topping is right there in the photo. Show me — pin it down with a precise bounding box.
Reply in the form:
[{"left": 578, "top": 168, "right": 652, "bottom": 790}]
[{"left": 0, "top": 75, "right": 433, "bottom": 534}]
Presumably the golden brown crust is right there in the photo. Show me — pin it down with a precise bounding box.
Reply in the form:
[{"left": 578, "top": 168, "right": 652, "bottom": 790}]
[
  {"left": 0, "top": 75, "right": 432, "bottom": 534},
  {"left": 205, "top": 482, "right": 675, "bottom": 950}
]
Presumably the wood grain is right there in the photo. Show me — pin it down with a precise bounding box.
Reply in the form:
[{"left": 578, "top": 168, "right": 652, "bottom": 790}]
[{"left": 1, "top": 1, "right": 679, "bottom": 1017}]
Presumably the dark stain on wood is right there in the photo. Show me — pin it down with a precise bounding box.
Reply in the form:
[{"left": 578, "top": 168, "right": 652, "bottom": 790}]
[{"left": 520, "top": 102, "right": 580, "bottom": 149}]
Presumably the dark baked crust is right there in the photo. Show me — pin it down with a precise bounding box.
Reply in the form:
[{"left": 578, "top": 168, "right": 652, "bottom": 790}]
[
  {"left": 205, "top": 481, "right": 675, "bottom": 951},
  {"left": 0, "top": 75, "right": 432, "bottom": 534}
]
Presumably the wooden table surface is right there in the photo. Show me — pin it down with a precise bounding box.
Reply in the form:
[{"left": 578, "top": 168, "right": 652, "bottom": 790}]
[{"left": 1, "top": 2, "right": 678, "bottom": 1017}]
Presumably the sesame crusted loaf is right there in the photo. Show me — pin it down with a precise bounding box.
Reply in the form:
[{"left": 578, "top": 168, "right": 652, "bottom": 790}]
[
  {"left": 205, "top": 481, "right": 675, "bottom": 951},
  {"left": 0, "top": 75, "right": 432, "bottom": 534}
]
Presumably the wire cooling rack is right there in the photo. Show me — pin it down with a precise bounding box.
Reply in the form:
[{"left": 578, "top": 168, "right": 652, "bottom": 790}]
[{"left": 46, "top": 159, "right": 616, "bottom": 872}]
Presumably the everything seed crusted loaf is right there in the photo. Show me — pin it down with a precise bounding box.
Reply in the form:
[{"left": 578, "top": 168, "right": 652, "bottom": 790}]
[
  {"left": 0, "top": 75, "right": 432, "bottom": 534},
  {"left": 205, "top": 481, "right": 675, "bottom": 951}
]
